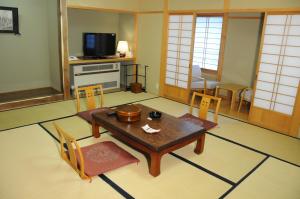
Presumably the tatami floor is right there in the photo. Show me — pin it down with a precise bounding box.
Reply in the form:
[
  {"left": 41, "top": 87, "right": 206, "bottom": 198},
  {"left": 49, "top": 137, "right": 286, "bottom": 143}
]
[{"left": 0, "top": 91, "right": 299, "bottom": 199}]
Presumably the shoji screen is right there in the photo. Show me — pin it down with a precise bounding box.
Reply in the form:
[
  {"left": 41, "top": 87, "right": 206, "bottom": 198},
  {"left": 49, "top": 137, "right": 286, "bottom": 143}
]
[
  {"left": 253, "top": 14, "right": 300, "bottom": 115},
  {"left": 166, "top": 15, "right": 193, "bottom": 89}
]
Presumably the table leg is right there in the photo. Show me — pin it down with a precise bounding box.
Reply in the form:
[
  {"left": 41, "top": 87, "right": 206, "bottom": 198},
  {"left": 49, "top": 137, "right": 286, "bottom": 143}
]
[
  {"left": 194, "top": 133, "right": 206, "bottom": 154},
  {"left": 149, "top": 152, "right": 162, "bottom": 177},
  {"left": 92, "top": 119, "right": 100, "bottom": 138},
  {"left": 230, "top": 91, "right": 236, "bottom": 110}
]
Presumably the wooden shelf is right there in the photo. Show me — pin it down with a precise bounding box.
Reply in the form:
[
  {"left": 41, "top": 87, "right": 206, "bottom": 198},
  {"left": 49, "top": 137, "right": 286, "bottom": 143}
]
[{"left": 69, "top": 57, "right": 136, "bottom": 65}]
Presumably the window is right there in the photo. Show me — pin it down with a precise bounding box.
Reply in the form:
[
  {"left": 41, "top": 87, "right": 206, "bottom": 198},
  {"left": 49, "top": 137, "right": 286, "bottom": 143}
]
[{"left": 192, "top": 16, "right": 223, "bottom": 71}]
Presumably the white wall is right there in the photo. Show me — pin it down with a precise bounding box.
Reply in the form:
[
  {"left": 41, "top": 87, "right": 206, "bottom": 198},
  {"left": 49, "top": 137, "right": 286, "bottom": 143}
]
[
  {"left": 0, "top": 0, "right": 51, "bottom": 93},
  {"left": 136, "top": 14, "right": 163, "bottom": 95},
  {"left": 118, "top": 13, "right": 135, "bottom": 53},
  {"left": 222, "top": 17, "right": 262, "bottom": 87}
]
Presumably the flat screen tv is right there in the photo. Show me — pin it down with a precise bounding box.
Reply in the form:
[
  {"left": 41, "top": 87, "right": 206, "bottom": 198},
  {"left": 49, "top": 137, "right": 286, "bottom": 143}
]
[{"left": 83, "top": 33, "right": 116, "bottom": 58}]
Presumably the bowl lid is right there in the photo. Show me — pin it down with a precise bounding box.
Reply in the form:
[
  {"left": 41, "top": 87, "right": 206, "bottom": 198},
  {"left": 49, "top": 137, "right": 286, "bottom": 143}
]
[{"left": 116, "top": 105, "right": 141, "bottom": 116}]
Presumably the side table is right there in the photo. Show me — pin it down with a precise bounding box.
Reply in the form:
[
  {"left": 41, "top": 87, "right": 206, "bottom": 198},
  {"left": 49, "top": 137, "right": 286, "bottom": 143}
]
[{"left": 215, "top": 83, "right": 247, "bottom": 110}]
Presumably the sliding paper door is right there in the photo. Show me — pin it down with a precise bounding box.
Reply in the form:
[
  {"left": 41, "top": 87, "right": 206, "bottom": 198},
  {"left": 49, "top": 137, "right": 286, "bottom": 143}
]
[
  {"left": 163, "top": 14, "right": 194, "bottom": 103},
  {"left": 250, "top": 13, "right": 300, "bottom": 135}
]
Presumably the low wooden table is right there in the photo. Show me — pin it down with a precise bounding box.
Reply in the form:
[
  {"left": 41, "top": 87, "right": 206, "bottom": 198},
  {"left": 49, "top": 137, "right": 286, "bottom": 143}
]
[
  {"left": 92, "top": 104, "right": 206, "bottom": 177},
  {"left": 215, "top": 83, "right": 247, "bottom": 110}
]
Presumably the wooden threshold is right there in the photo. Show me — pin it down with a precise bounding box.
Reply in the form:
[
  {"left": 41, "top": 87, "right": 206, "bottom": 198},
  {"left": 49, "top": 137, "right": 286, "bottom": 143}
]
[
  {"left": 0, "top": 87, "right": 61, "bottom": 104},
  {"left": 0, "top": 94, "right": 64, "bottom": 112}
]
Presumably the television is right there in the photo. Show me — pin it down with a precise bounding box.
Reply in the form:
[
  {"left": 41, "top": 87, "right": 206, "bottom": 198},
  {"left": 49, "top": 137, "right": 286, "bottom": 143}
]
[{"left": 83, "top": 33, "right": 116, "bottom": 58}]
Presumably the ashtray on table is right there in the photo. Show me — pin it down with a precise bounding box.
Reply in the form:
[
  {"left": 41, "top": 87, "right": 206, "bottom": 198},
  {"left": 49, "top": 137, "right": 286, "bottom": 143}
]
[{"left": 149, "top": 111, "right": 162, "bottom": 119}]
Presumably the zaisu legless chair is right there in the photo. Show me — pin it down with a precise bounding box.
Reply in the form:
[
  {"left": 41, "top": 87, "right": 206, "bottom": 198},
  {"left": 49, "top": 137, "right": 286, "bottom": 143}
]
[
  {"left": 75, "top": 84, "right": 108, "bottom": 124},
  {"left": 54, "top": 123, "right": 139, "bottom": 182},
  {"left": 179, "top": 92, "right": 221, "bottom": 131}
]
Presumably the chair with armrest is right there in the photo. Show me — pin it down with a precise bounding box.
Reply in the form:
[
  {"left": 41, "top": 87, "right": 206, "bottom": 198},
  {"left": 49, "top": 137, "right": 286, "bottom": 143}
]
[
  {"left": 179, "top": 92, "right": 221, "bottom": 131},
  {"left": 238, "top": 87, "right": 253, "bottom": 112},
  {"left": 54, "top": 123, "right": 139, "bottom": 182},
  {"left": 75, "top": 84, "right": 108, "bottom": 123},
  {"left": 191, "top": 65, "right": 219, "bottom": 95}
]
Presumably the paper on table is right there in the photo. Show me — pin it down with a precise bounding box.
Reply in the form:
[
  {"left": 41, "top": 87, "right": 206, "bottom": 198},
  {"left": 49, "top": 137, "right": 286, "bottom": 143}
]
[{"left": 142, "top": 124, "right": 160, "bottom": 134}]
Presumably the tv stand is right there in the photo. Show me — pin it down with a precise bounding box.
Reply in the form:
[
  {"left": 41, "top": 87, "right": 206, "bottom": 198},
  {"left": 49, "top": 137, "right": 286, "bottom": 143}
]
[
  {"left": 69, "top": 57, "right": 135, "bottom": 65},
  {"left": 77, "top": 56, "right": 110, "bottom": 59}
]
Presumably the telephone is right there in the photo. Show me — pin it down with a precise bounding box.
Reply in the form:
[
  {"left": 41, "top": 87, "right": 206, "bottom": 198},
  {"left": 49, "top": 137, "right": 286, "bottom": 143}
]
[{"left": 69, "top": 56, "right": 79, "bottom": 61}]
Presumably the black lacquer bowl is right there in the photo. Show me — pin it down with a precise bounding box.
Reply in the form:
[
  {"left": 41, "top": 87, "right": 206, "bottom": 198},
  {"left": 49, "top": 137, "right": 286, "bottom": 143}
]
[{"left": 149, "top": 111, "right": 162, "bottom": 119}]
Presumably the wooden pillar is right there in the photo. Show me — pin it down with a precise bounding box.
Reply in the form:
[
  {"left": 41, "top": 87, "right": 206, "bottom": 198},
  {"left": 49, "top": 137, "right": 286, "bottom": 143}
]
[
  {"left": 60, "top": 0, "right": 71, "bottom": 99},
  {"left": 159, "top": 0, "right": 169, "bottom": 96}
]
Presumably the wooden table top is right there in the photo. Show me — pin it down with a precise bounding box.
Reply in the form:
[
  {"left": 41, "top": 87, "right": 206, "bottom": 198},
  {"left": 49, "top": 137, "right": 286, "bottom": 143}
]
[
  {"left": 217, "top": 83, "right": 247, "bottom": 91},
  {"left": 92, "top": 104, "right": 205, "bottom": 152}
]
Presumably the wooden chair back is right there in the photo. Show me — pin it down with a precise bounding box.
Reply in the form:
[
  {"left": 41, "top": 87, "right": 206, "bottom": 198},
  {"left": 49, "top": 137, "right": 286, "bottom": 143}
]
[
  {"left": 189, "top": 92, "right": 221, "bottom": 123},
  {"left": 54, "top": 123, "right": 90, "bottom": 181},
  {"left": 75, "top": 84, "right": 104, "bottom": 112}
]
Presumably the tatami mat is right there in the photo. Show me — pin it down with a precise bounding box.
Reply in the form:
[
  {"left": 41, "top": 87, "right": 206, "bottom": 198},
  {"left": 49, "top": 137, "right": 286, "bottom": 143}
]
[
  {"left": 210, "top": 116, "right": 300, "bottom": 166},
  {"left": 0, "top": 91, "right": 156, "bottom": 131},
  {"left": 174, "top": 134, "right": 266, "bottom": 183},
  {"left": 40, "top": 116, "right": 105, "bottom": 140},
  {"left": 137, "top": 97, "right": 189, "bottom": 117},
  {"left": 96, "top": 91, "right": 156, "bottom": 108},
  {"left": 0, "top": 125, "right": 122, "bottom": 199},
  {"left": 139, "top": 97, "right": 300, "bottom": 166},
  {"left": 226, "top": 158, "right": 300, "bottom": 199},
  {"left": 78, "top": 134, "right": 232, "bottom": 199},
  {"left": 0, "top": 100, "right": 76, "bottom": 131},
  {"left": 1, "top": 93, "right": 300, "bottom": 198}
]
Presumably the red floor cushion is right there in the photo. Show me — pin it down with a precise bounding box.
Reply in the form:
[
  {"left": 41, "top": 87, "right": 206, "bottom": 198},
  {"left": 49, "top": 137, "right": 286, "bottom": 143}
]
[
  {"left": 178, "top": 113, "right": 217, "bottom": 131},
  {"left": 76, "top": 141, "right": 139, "bottom": 176}
]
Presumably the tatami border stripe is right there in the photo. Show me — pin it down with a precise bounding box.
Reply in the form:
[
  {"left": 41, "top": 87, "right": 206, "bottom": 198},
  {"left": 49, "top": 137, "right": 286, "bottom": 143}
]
[
  {"left": 99, "top": 174, "right": 135, "bottom": 199},
  {"left": 76, "top": 135, "right": 96, "bottom": 141},
  {"left": 170, "top": 152, "right": 235, "bottom": 185},
  {"left": 38, "top": 123, "right": 60, "bottom": 143},
  {"left": 219, "top": 156, "right": 270, "bottom": 199},
  {"left": 76, "top": 131, "right": 109, "bottom": 141},
  {"left": 206, "top": 132, "right": 267, "bottom": 156}
]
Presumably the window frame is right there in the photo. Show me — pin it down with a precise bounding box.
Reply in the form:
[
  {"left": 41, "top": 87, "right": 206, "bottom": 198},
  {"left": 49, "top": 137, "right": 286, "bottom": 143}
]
[{"left": 191, "top": 13, "right": 227, "bottom": 80}]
